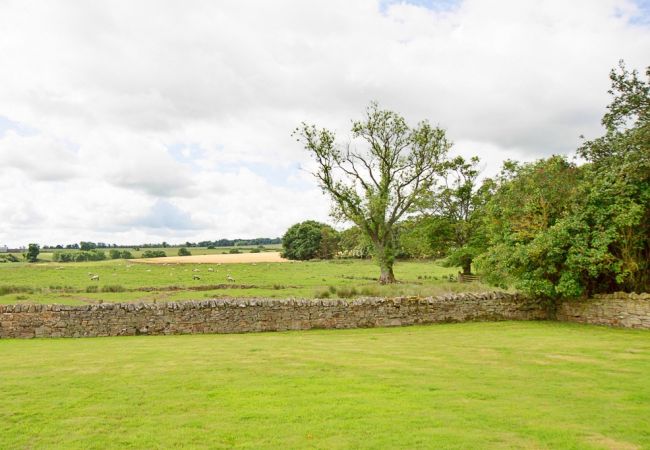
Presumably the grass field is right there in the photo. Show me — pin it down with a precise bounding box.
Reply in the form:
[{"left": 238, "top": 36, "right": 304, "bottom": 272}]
[
  {"left": 0, "top": 244, "right": 283, "bottom": 262},
  {"left": 1, "top": 322, "right": 649, "bottom": 449},
  {"left": 0, "top": 258, "right": 483, "bottom": 305}
]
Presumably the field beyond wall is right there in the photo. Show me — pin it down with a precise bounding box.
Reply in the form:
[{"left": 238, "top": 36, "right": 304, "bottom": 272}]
[{"left": 0, "top": 257, "right": 487, "bottom": 305}]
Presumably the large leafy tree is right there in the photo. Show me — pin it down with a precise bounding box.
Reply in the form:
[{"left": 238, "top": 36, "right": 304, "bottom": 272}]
[
  {"left": 294, "top": 102, "right": 451, "bottom": 283},
  {"left": 428, "top": 156, "right": 493, "bottom": 274},
  {"left": 478, "top": 62, "right": 649, "bottom": 298},
  {"left": 282, "top": 220, "right": 339, "bottom": 260},
  {"left": 25, "top": 243, "right": 40, "bottom": 263}
]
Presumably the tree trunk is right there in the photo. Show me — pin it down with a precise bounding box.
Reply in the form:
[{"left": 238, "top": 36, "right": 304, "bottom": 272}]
[
  {"left": 462, "top": 259, "right": 472, "bottom": 275},
  {"left": 374, "top": 240, "right": 396, "bottom": 284},
  {"left": 379, "top": 263, "right": 396, "bottom": 284}
]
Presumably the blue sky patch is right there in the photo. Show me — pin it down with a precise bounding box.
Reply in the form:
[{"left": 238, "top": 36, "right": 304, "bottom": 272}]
[
  {"left": 379, "top": 0, "right": 460, "bottom": 14},
  {"left": 0, "top": 116, "right": 38, "bottom": 137}
]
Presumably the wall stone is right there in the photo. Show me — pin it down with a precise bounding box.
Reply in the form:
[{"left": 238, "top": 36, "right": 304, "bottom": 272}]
[
  {"left": 556, "top": 292, "right": 650, "bottom": 329},
  {"left": 2, "top": 292, "right": 648, "bottom": 339},
  {"left": 0, "top": 292, "right": 547, "bottom": 339}
]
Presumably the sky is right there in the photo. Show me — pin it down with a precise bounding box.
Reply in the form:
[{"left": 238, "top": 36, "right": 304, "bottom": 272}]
[{"left": 0, "top": 0, "right": 648, "bottom": 247}]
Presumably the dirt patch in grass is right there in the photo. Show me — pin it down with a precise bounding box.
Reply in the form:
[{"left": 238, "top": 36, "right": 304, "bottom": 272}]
[{"left": 137, "top": 251, "right": 289, "bottom": 264}]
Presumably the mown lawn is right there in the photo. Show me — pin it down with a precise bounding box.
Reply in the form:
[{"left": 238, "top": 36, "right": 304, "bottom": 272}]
[
  {"left": 1, "top": 322, "right": 649, "bottom": 449},
  {"left": 0, "top": 259, "right": 481, "bottom": 305}
]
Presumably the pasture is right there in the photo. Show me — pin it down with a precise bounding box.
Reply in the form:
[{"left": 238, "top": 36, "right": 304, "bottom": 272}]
[
  {"left": 0, "top": 257, "right": 480, "bottom": 305},
  {"left": 3, "top": 244, "right": 283, "bottom": 262},
  {"left": 1, "top": 322, "right": 649, "bottom": 449}
]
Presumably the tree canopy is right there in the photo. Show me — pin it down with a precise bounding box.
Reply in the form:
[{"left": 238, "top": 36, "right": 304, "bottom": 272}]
[
  {"left": 477, "top": 62, "right": 649, "bottom": 298},
  {"left": 282, "top": 220, "right": 339, "bottom": 261},
  {"left": 294, "top": 102, "right": 451, "bottom": 283}
]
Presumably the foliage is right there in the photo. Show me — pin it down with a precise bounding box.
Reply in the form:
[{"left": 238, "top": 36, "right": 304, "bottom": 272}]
[
  {"left": 405, "top": 156, "right": 492, "bottom": 270},
  {"left": 109, "top": 249, "right": 133, "bottom": 259},
  {"left": 294, "top": 102, "right": 451, "bottom": 282},
  {"left": 338, "top": 226, "right": 372, "bottom": 258},
  {"left": 0, "top": 254, "right": 20, "bottom": 263},
  {"left": 53, "top": 250, "right": 107, "bottom": 262},
  {"left": 25, "top": 244, "right": 40, "bottom": 263},
  {"left": 141, "top": 250, "right": 166, "bottom": 258},
  {"left": 477, "top": 156, "right": 581, "bottom": 296},
  {"left": 282, "top": 220, "right": 339, "bottom": 260},
  {"left": 478, "top": 61, "right": 649, "bottom": 298},
  {"left": 79, "top": 241, "right": 97, "bottom": 251},
  {"left": 177, "top": 247, "right": 192, "bottom": 257}
]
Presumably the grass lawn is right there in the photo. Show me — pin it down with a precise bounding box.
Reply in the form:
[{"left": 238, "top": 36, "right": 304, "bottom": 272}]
[
  {"left": 0, "top": 259, "right": 484, "bottom": 305},
  {"left": 1, "top": 321, "right": 649, "bottom": 449}
]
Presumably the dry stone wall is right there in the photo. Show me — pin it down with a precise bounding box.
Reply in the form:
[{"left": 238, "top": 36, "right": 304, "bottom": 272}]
[
  {"left": 557, "top": 293, "right": 650, "bottom": 329},
  {"left": 0, "top": 292, "right": 546, "bottom": 339}
]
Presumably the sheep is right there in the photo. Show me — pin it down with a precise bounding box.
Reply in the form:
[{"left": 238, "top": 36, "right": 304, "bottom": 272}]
[
  {"left": 90, "top": 274, "right": 99, "bottom": 281},
  {"left": 207, "top": 267, "right": 214, "bottom": 272},
  {"left": 226, "top": 275, "right": 235, "bottom": 283},
  {"left": 192, "top": 268, "right": 200, "bottom": 272},
  {"left": 192, "top": 275, "right": 201, "bottom": 280}
]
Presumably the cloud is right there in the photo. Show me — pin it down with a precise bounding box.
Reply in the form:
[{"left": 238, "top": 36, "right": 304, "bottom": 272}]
[
  {"left": 0, "top": 0, "right": 647, "bottom": 245},
  {"left": 0, "top": 131, "right": 81, "bottom": 181},
  {"left": 129, "top": 199, "right": 203, "bottom": 230}
]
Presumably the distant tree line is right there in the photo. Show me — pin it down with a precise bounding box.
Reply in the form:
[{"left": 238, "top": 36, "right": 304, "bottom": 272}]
[{"left": 41, "top": 237, "right": 281, "bottom": 250}]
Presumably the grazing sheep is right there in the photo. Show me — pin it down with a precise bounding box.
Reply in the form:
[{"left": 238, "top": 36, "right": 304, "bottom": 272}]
[
  {"left": 193, "top": 275, "right": 201, "bottom": 280},
  {"left": 90, "top": 274, "right": 99, "bottom": 281},
  {"left": 192, "top": 268, "right": 200, "bottom": 272},
  {"left": 207, "top": 267, "right": 214, "bottom": 272},
  {"left": 226, "top": 275, "right": 235, "bottom": 283}
]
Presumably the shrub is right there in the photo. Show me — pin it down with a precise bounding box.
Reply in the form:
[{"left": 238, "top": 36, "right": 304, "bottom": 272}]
[
  {"left": 53, "top": 250, "right": 106, "bottom": 262},
  {"left": 26, "top": 243, "right": 40, "bottom": 262},
  {"left": 101, "top": 285, "right": 126, "bottom": 293},
  {"left": 250, "top": 248, "right": 261, "bottom": 253},
  {"left": 85, "top": 285, "right": 99, "bottom": 293},
  {"left": 178, "top": 247, "right": 191, "bottom": 256},
  {"left": 282, "top": 220, "right": 340, "bottom": 260},
  {"left": 314, "top": 289, "right": 330, "bottom": 299},
  {"left": 228, "top": 248, "right": 241, "bottom": 254},
  {"left": 0, "top": 285, "right": 34, "bottom": 296},
  {"left": 142, "top": 250, "right": 166, "bottom": 258}
]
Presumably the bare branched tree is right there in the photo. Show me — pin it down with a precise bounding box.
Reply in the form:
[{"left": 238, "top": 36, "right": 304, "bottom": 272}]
[{"left": 294, "top": 102, "right": 451, "bottom": 283}]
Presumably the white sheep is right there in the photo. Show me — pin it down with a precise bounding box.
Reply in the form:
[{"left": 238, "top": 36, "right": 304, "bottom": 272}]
[
  {"left": 90, "top": 274, "right": 99, "bottom": 281},
  {"left": 193, "top": 274, "right": 201, "bottom": 280},
  {"left": 226, "top": 275, "right": 235, "bottom": 283}
]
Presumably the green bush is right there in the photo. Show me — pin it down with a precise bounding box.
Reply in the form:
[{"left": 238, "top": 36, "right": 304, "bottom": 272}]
[
  {"left": 178, "top": 247, "right": 191, "bottom": 256},
  {"left": 101, "top": 285, "right": 126, "bottom": 293},
  {"left": 282, "top": 220, "right": 340, "bottom": 260},
  {"left": 53, "top": 250, "right": 106, "bottom": 262},
  {"left": 142, "top": 250, "right": 166, "bottom": 258},
  {"left": 228, "top": 248, "right": 241, "bottom": 254}
]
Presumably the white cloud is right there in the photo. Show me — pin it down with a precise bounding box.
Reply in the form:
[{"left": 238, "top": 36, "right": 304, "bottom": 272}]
[{"left": 0, "top": 0, "right": 647, "bottom": 246}]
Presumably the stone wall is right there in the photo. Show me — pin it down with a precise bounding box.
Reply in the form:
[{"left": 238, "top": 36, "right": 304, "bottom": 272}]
[
  {"left": 556, "top": 292, "right": 650, "bottom": 329},
  {"left": 0, "top": 292, "right": 547, "bottom": 339}
]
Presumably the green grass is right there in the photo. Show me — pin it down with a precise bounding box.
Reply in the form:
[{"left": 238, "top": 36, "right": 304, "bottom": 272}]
[
  {"left": 18, "top": 244, "right": 282, "bottom": 262},
  {"left": 0, "top": 259, "right": 485, "bottom": 305},
  {"left": 1, "top": 322, "right": 649, "bottom": 448}
]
